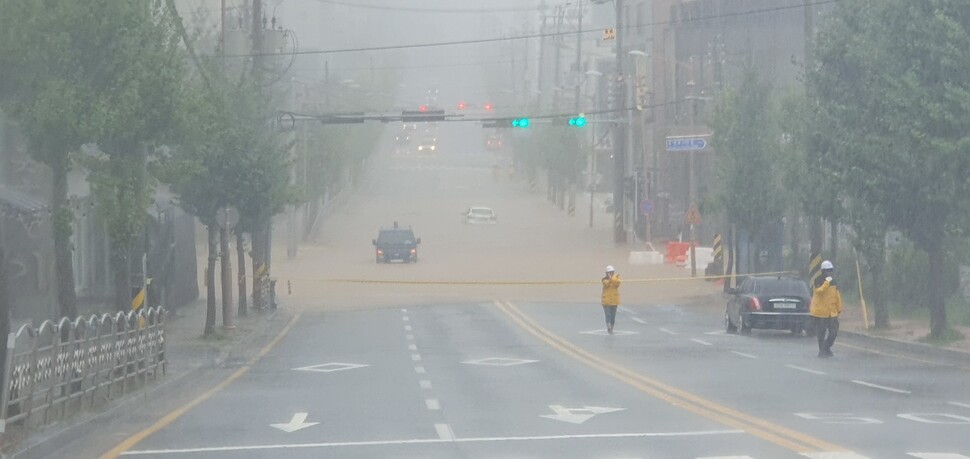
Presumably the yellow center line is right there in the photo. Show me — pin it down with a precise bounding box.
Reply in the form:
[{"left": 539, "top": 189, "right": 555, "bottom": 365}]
[
  {"left": 495, "top": 300, "right": 849, "bottom": 454},
  {"left": 100, "top": 313, "right": 302, "bottom": 459}
]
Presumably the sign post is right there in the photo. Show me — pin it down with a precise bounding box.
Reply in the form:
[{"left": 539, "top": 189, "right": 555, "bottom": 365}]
[{"left": 667, "top": 136, "right": 708, "bottom": 278}]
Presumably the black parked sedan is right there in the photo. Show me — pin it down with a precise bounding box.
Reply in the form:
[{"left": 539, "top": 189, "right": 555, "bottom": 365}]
[{"left": 725, "top": 276, "right": 812, "bottom": 335}]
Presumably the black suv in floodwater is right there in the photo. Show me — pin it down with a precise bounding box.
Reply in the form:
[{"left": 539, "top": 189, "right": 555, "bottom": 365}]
[{"left": 373, "top": 226, "right": 421, "bottom": 263}]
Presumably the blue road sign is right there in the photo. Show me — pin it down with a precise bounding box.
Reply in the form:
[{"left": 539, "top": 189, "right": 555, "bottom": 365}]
[
  {"left": 640, "top": 200, "right": 654, "bottom": 216},
  {"left": 665, "top": 136, "right": 707, "bottom": 152}
]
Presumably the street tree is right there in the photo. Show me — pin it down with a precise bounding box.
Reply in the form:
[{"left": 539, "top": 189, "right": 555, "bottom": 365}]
[
  {"left": 808, "top": 0, "right": 970, "bottom": 337},
  {"left": 711, "top": 67, "right": 788, "bottom": 273}
]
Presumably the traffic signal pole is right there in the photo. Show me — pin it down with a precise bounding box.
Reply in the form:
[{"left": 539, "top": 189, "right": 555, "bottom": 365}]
[{"left": 613, "top": 0, "right": 627, "bottom": 245}]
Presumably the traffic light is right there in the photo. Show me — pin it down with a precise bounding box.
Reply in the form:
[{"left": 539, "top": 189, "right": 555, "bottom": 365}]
[
  {"left": 568, "top": 115, "right": 587, "bottom": 127},
  {"left": 484, "top": 102, "right": 494, "bottom": 111},
  {"left": 457, "top": 101, "right": 467, "bottom": 110},
  {"left": 419, "top": 104, "right": 429, "bottom": 112},
  {"left": 511, "top": 118, "right": 530, "bottom": 128}
]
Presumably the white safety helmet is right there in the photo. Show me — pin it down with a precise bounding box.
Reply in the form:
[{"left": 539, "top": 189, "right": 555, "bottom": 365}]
[
  {"left": 605, "top": 265, "right": 615, "bottom": 273},
  {"left": 820, "top": 260, "right": 834, "bottom": 270}
]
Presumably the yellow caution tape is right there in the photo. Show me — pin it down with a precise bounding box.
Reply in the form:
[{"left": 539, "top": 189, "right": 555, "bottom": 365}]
[{"left": 260, "top": 270, "right": 797, "bottom": 286}]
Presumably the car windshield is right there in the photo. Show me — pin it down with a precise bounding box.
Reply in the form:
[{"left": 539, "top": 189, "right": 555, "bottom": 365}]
[{"left": 378, "top": 230, "right": 415, "bottom": 244}]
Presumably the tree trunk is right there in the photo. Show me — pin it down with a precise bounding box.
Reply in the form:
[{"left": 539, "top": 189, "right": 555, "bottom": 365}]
[
  {"left": 236, "top": 232, "right": 248, "bottom": 317},
  {"left": 871, "top": 262, "right": 890, "bottom": 329},
  {"left": 204, "top": 225, "right": 217, "bottom": 335},
  {"left": 219, "top": 226, "right": 233, "bottom": 328},
  {"left": 926, "top": 235, "right": 947, "bottom": 338},
  {"left": 112, "top": 245, "right": 129, "bottom": 312},
  {"left": 0, "top": 233, "right": 10, "bottom": 373},
  {"left": 251, "top": 224, "right": 264, "bottom": 311},
  {"left": 830, "top": 219, "right": 839, "bottom": 262},
  {"left": 51, "top": 158, "right": 78, "bottom": 318}
]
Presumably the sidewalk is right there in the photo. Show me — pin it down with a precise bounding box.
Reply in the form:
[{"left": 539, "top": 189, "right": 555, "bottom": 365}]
[
  {"left": 4, "top": 297, "right": 293, "bottom": 458},
  {"left": 837, "top": 300, "right": 970, "bottom": 357}
]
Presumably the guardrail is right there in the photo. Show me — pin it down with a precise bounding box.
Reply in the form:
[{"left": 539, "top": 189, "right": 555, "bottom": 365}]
[{"left": 0, "top": 307, "right": 165, "bottom": 434}]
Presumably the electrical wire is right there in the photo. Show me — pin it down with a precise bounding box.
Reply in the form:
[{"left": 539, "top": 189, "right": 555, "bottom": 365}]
[
  {"left": 309, "top": 0, "right": 547, "bottom": 14},
  {"left": 215, "top": 0, "right": 840, "bottom": 58}
]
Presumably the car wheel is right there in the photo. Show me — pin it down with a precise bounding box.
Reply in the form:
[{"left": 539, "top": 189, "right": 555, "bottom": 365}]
[
  {"left": 725, "top": 310, "right": 738, "bottom": 334},
  {"left": 739, "top": 313, "right": 752, "bottom": 336}
]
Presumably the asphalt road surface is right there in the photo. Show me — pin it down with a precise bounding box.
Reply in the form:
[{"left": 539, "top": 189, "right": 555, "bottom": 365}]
[{"left": 85, "top": 122, "right": 970, "bottom": 459}]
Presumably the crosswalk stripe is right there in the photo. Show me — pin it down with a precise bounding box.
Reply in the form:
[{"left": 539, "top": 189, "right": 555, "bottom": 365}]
[{"left": 908, "top": 454, "right": 970, "bottom": 459}]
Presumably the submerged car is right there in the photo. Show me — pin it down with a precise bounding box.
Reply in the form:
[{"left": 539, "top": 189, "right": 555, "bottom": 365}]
[
  {"left": 462, "top": 207, "right": 497, "bottom": 224},
  {"left": 373, "top": 226, "right": 421, "bottom": 263},
  {"left": 725, "top": 276, "right": 812, "bottom": 335}
]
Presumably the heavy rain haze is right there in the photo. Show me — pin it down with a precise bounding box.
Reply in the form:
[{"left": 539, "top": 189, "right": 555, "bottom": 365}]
[{"left": 1, "top": 1, "right": 970, "bottom": 458}]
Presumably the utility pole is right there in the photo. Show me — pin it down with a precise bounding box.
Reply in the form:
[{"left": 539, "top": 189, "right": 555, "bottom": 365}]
[
  {"left": 804, "top": 0, "right": 823, "bottom": 280},
  {"left": 613, "top": 0, "right": 627, "bottom": 244},
  {"left": 536, "top": 1, "right": 548, "bottom": 112},
  {"left": 573, "top": 0, "right": 583, "bottom": 112}
]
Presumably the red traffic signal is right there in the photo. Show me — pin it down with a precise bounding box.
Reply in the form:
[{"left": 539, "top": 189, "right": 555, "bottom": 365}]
[
  {"left": 483, "top": 102, "right": 494, "bottom": 111},
  {"left": 457, "top": 101, "right": 467, "bottom": 110},
  {"left": 419, "top": 104, "right": 429, "bottom": 112}
]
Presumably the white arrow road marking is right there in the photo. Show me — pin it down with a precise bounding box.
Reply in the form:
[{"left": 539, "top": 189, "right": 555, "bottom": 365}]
[
  {"left": 434, "top": 423, "right": 455, "bottom": 441},
  {"left": 539, "top": 405, "right": 625, "bottom": 424},
  {"left": 270, "top": 412, "right": 319, "bottom": 433}
]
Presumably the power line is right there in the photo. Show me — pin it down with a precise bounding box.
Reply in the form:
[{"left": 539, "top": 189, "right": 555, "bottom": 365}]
[
  {"left": 216, "top": 0, "right": 840, "bottom": 59},
  {"left": 310, "top": 0, "right": 547, "bottom": 14}
]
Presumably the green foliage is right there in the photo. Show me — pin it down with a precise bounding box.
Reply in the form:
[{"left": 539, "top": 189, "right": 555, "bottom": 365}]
[
  {"left": 809, "top": 0, "right": 970, "bottom": 335},
  {"left": 511, "top": 126, "right": 585, "bottom": 181},
  {"left": 711, "top": 67, "right": 787, "bottom": 238}
]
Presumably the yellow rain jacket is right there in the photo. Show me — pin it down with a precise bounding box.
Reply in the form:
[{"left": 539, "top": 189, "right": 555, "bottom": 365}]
[
  {"left": 601, "top": 274, "right": 621, "bottom": 306},
  {"left": 810, "top": 278, "right": 843, "bottom": 318}
]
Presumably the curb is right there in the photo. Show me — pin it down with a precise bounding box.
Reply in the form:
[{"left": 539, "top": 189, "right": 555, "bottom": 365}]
[{"left": 840, "top": 329, "right": 970, "bottom": 366}]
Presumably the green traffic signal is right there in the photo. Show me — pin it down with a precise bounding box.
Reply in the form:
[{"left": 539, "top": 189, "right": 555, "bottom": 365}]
[
  {"left": 568, "top": 116, "right": 587, "bottom": 127},
  {"left": 511, "top": 118, "right": 530, "bottom": 128}
]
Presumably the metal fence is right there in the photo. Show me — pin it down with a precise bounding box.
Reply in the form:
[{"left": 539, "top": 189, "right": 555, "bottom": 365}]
[{"left": 0, "top": 307, "right": 165, "bottom": 433}]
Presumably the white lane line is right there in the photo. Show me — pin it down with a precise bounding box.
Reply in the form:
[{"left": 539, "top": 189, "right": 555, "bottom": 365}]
[
  {"left": 425, "top": 399, "right": 441, "bottom": 410},
  {"left": 731, "top": 351, "right": 758, "bottom": 359},
  {"left": 851, "top": 380, "right": 911, "bottom": 394},
  {"left": 419, "top": 380, "right": 433, "bottom": 390},
  {"left": 909, "top": 454, "right": 970, "bottom": 459},
  {"left": 699, "top": 456, "right": 755, "bottom": 459},
  {"left": 691, "top": 338, "right": 713, "bottom": 346},
  {"left": 406, "top": 334, "right": 415, "bottom": 340},
  {"left": 659, "top": 328, "right": 679, "bottom": 335},
  {"left": 948, "top": 401, "right": 970, "bottom": 409},
  {"left": 704, "top": 330, "right": 728, "bottom": 336},
  {"left": 404, "top": 325, "right": 413, "bottom": 331},
  {"left": 408, "top": 344, "right": 418, "bottom": 351},
  {"left": 411, "top": 354, "right": 422, "bottom": 362},
  {"left": 401, "top": 308, "right": 408, "bottom": 312},
  {"left": 120, "top": 430, "right": 745, "bottom": 455},
  {"left": 403, "top": 316, "right": 410, "bottom": 321},
  {"left": 801, "top": 453, "right": 872, "bottom": 459},
  {"left": 619, "top": 306, "right": 636, "bottom": 315},
  {"left": 414, "top": 366, "right": 426, "bottom": 374},
  {"left": 785, "top": 364, "right": 827, "bottom": 376},
  {"left": 631, "top": 317, "right": 647, "bottom": 324},
  {"left": 434, "top": 424, "right": 455, "bottom": 441}
]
